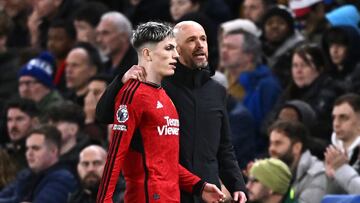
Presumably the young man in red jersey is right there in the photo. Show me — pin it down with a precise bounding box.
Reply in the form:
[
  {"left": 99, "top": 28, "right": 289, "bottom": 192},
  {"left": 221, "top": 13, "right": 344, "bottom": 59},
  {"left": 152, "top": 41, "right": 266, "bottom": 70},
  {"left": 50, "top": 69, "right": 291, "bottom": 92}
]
[{"left": 97, "top": 21, "right": 225, "bottom": 203}]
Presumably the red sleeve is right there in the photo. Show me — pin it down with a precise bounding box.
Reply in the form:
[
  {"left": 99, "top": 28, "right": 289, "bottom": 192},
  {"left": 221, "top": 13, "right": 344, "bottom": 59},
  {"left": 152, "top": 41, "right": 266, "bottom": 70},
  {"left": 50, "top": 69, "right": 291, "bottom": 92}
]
[
  {"left": 97, "top": 81, "right": 142, "bottom": 203},
  {"left": 178, "top": 164, "right": 203, "bottom": 194}
]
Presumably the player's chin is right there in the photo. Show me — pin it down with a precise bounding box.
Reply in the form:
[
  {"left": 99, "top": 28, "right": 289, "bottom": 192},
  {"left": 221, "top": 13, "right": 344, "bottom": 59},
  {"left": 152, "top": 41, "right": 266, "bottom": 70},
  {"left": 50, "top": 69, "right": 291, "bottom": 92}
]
[{"left": 164, "top": 69, "right": 175, "bottom": 76}]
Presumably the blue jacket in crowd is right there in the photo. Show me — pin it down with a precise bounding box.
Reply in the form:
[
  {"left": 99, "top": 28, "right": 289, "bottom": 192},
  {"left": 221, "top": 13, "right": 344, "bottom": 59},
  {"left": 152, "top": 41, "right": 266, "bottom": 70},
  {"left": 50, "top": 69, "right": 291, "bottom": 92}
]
[{"left": 0, "top": 164, "right": 77, "bottom": 203}]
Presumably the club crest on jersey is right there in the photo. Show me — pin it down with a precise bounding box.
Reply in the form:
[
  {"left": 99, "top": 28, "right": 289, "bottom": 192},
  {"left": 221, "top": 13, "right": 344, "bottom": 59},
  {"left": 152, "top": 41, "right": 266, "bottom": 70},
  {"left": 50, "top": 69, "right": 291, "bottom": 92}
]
[{"left": 116, "top": 105, "right": 129, "bottom": 123}]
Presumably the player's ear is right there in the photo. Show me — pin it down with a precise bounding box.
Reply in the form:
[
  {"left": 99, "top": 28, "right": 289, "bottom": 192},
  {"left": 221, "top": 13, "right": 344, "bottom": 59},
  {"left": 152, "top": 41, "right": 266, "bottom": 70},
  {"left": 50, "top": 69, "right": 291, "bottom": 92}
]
[{"left": 142, "top": 47, "right": 152, "bottom": 61}]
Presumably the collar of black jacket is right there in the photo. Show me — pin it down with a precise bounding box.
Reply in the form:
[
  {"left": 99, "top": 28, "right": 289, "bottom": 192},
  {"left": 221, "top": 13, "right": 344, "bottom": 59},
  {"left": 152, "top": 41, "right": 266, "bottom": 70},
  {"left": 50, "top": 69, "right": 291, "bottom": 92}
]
[{"left": 172, "top": 61, "right": 211, "bottom": 88}]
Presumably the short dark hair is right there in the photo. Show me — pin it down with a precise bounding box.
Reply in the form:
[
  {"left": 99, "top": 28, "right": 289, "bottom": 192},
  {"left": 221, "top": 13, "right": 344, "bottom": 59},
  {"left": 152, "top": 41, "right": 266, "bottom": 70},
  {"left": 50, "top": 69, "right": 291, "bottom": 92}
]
[
  {"left": 73, "top": 42, "right": 103, "bottom": 72},
  {"left": 5, "top": 98, "right": 39, "bottom": 118},
  {"left": 49, "top": 20, "right": 76, "bottom": 40},
  {"left": 334, "top": 93, "right": 360, "bottom": 113},
  {"left": 131, "top": 22, "right": 174, "bottom": 51},
  {"left": 74, "top": 2, "right": 109, "bottom": 27},
  {"left": 89, "top": 74, "right": 112, "bottom": 85},
  {"left": 293, "top": 43, "right": 327, "bottom": 73},
  {"left": 45, "top": 101, "right": 85, "bottom": 128},
  {"left": 325, "top": 27, "right": 349, "bottom": 46},
  {"left": 269, "top": 120, "right": 309, "bottom": 151},
  {"left": 28, "top": 124, "right": 62, "bottom": 151}
]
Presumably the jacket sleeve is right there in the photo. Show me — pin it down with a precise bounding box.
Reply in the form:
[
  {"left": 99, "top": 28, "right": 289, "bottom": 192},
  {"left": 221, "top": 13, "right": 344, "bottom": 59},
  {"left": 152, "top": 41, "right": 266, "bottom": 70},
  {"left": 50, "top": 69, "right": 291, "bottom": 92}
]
[
  {"left": 334, "top": 164, "right": 360, "bottom": 194},
  {"left": 218, "top": 95, "right": 247, "bottom": 195},
  {"left": 178, "top": 164, "right": 203, "bottom": 194},
  {"left": 96, "top": 74, "right": 123, "bottom": 124},
  {"left": 32, "top": 171, "right": 77, "bottom": 203},
  {"left": 97, "top": 82, "right": 142, "bottom": 203}
]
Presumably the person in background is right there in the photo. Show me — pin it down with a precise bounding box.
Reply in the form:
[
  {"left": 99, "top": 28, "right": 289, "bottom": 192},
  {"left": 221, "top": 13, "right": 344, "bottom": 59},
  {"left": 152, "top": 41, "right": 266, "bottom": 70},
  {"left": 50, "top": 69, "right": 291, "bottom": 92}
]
[
  {"left": 268, "top": 120, "right": 327, "bottom": 203},
  {"left": 246, "top": 158, "right": 293, "bottom": 203},
  {"left": 96, "top": 11, "right": 137, "bottom": 78},
  {"left": 0, "top": 125, "right": 77, "bottom": 203},
  {"left": 68, "top": 145, "right": 107, "bottom": 203},
  {"left": 64, "top": 42, "right": 101, "bottom": 106},
  {"left": 18, "top": 51, "right": 63, "bottom": 113},
  {"left": 2, "top": 98, "right": 40, "bottom": 171}
]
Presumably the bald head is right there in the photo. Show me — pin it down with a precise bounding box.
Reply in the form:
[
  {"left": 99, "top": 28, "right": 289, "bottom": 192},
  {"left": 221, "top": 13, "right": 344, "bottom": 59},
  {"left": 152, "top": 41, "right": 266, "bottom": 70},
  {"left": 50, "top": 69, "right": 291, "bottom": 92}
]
[
  {"left": 79, "top": 145, "right": 107, "bottom": 159},
  {"left": 173, "top": 21, "right": 208, "bottom": 69},
  {"left": 77, "top": 145, "right": 107, "bottom": 189}
]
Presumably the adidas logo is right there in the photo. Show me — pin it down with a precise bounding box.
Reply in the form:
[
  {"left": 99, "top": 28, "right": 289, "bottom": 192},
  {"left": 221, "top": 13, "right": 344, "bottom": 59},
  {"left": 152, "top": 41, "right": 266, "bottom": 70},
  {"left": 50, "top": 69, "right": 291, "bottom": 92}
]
[{"left": 156, "top": 101, "right": 163, "bottom": 109}]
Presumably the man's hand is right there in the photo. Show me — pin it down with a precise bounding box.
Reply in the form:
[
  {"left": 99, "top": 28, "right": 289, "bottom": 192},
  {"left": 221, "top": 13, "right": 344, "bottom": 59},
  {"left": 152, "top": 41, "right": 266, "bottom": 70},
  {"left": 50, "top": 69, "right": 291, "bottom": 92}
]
[
  {"left": 201, "top": 183, "right": 226, "bottom": 203},
  {"left": 121, "top": 65, "right": 147, "bottom": 83},
  {"left": 232, "top": 191, "right": 247, "bottom": 203},
  {"left": 324, "top": 145, "right": 348, "bottom": 178}
]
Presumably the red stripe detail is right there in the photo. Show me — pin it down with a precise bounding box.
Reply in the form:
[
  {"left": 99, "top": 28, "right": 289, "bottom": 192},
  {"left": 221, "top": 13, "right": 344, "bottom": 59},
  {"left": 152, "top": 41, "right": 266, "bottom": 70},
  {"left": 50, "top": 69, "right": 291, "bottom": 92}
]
[{"left": 97, "top": 131, "right": 122, "bottom": 202}]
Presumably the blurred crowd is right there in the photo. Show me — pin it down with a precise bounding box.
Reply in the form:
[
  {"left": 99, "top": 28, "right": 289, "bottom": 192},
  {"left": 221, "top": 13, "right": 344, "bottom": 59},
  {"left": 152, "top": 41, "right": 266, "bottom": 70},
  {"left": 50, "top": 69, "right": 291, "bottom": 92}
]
[{"left": 0, "top": 0, "right": 359, "bottom": 202}]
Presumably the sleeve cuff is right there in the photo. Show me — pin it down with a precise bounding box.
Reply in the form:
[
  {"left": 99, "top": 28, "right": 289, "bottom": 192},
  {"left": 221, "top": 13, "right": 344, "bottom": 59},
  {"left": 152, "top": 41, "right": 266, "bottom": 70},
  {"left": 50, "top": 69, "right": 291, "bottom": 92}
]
[{"left": 192, "top": 180, "right": 206, "bottom": 196}]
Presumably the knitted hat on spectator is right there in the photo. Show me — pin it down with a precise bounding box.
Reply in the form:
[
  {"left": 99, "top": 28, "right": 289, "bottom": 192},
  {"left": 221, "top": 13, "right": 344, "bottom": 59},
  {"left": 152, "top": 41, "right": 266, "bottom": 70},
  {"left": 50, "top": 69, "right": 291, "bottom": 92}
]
[
  {"left": 18, "top": 51, "right": 56, "bottom": 89},
  {"left": 250, "top": 158, "right": 292, "bottom": 194},
  {"left": 220, "top": 19, "right": 261, "bottom": 37},
  {"left": 289, "top": 0, "right": 322, "bottom": 18}
]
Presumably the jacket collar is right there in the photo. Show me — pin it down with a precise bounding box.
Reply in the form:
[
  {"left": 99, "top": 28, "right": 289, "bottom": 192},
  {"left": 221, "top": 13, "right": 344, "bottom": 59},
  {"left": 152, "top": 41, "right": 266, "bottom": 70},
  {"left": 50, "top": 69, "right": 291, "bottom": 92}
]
[{"left": 171, "top": 62, "right": 211, "bottom": 89}]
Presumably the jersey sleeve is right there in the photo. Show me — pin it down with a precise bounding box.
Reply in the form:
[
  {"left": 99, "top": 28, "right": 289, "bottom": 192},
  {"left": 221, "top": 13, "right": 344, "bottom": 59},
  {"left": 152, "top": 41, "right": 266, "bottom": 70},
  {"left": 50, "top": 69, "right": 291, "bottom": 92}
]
[
  {"left": 97, "top": 80, "right": 143, "bottom": 203},
  {"left": 178, "top": 164, "right": 203, "bottom": 195}
]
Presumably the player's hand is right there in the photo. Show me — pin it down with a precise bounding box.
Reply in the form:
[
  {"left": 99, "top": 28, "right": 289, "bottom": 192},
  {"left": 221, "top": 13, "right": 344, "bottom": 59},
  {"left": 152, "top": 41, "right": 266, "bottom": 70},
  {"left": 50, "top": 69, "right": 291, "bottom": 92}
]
[
  {"left": 232, "top": 191, "right": 247, "bottom": 203},
  {"left": 201, "top": 183, "right": 226, "bottom": 203},
  {"left": 122, "top": 65, "right": 146, "bottom": 83}
]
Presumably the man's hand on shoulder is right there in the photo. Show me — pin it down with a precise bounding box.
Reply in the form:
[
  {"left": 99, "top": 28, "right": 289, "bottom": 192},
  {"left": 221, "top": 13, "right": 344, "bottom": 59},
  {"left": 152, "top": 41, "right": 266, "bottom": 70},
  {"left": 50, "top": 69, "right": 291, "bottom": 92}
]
[{"left": 122, "top": 65, "right": 147, "bottom": 83}]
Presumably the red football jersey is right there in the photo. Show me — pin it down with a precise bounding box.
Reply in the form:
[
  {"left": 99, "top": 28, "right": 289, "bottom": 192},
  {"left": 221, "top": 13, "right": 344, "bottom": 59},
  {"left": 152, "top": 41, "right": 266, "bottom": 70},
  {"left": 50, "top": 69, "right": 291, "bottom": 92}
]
[{"left": 97, "top": 80, "right": 201, "bottom": 203}]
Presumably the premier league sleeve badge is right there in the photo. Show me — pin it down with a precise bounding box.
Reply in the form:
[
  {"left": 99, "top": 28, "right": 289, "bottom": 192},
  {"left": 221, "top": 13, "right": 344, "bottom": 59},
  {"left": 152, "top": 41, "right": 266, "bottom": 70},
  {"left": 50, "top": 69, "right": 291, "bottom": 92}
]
[{"left": 116, "top": 105, "right": 129, "bottom": 123}]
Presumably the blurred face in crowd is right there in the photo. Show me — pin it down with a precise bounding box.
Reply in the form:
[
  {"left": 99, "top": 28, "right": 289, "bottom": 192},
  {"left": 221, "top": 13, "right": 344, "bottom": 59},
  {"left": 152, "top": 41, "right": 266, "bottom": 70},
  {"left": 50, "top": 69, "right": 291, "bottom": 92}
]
[
  {"left": 33, "top": 0, "right": 61, "bottom": 18},
  {"left": 148, "top": 37, "right": 179, "bottom": 79},
  {"left": 26, "top": 133, "right": 58, "bottom": 173},
  {"left": 53, "top": 121, "right": 77, "bottom": 147},
  {"left": 291, "top": 53, "right": 320, "bottom": 88},
  {"left": 7, "top": 108, "right": 34, "bottom": 142},
  {"left": 265, "top": 15, "right": 290, "bottom": 44},
  {"left": 220, "top": 33, "right": 251, "bottom": 76},
  {"left": 96, "top": 18, "right": 127, "bottom": 57},
  {"left": 74, "top": 20, "right": 97, "bottom": 45},
  {"left": 4, "top": 0, "right": 27, "bottom": 17},
  {"left": 65, "top": 48, "right": 96, "bottom": 92},
  {"left": 329, "top": 44, "right": 347, "bottom": 66},
  {"left": 278, "top": 107, "right": 300, "bottom": 122},
  {"left": 86, "top": 80, "right": 107, "bottom": 102},
  {"left": 170, "top": 0, "right": 199, "bottom": 21},
  {"left": 242, "top": 0, "right": 265, "bottom": 24},
  {"left": 174, "top": 21, "right": 208, "bottom": 69},
  {"left": 246, "top": 176, "right": 271, "bottom": 202},
  {"left": 19, "top": 75, "right": 49, "bottom": 102},
  {"left": 332, "top": 102, "right": 360, "bottom": 143},
  {"left": 47, "top": 27, "right": 74, "bottom": 59},
  {"left": 268, "top": 130, "right": 295, "bottom": 167},
  {"left": 77, "top": 146, "right": 106, "bottom": 189}
]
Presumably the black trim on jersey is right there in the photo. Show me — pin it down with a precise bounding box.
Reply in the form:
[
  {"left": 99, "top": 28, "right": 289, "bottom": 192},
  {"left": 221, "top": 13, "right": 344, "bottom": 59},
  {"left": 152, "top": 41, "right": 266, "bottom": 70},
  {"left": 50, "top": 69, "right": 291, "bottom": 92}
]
[
  {"left": 142, "top": 81, "right": 161, "bottom": 89},
  {"left": 140, "top": 133, "right": 149, "bottom": 203},
  {"left": 130, "top": 128, "right": 144, "bottom": 153}
]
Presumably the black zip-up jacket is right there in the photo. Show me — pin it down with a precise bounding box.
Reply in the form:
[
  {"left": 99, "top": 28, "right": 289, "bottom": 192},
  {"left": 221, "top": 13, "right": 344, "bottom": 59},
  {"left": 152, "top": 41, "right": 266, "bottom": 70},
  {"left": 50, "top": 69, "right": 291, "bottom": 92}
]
[{"left": 95, "top": 62, "right": 246, "bottom": 202}]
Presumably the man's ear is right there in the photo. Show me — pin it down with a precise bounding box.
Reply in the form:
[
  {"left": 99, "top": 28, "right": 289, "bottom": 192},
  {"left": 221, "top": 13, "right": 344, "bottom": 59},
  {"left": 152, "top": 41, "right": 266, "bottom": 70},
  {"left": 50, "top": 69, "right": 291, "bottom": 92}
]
[
  {"left": 142, "top": 48, "right": 152, "bottom": 61},
  {"left": 293, "top": 142, "right": 303, "bottom": 156}
]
